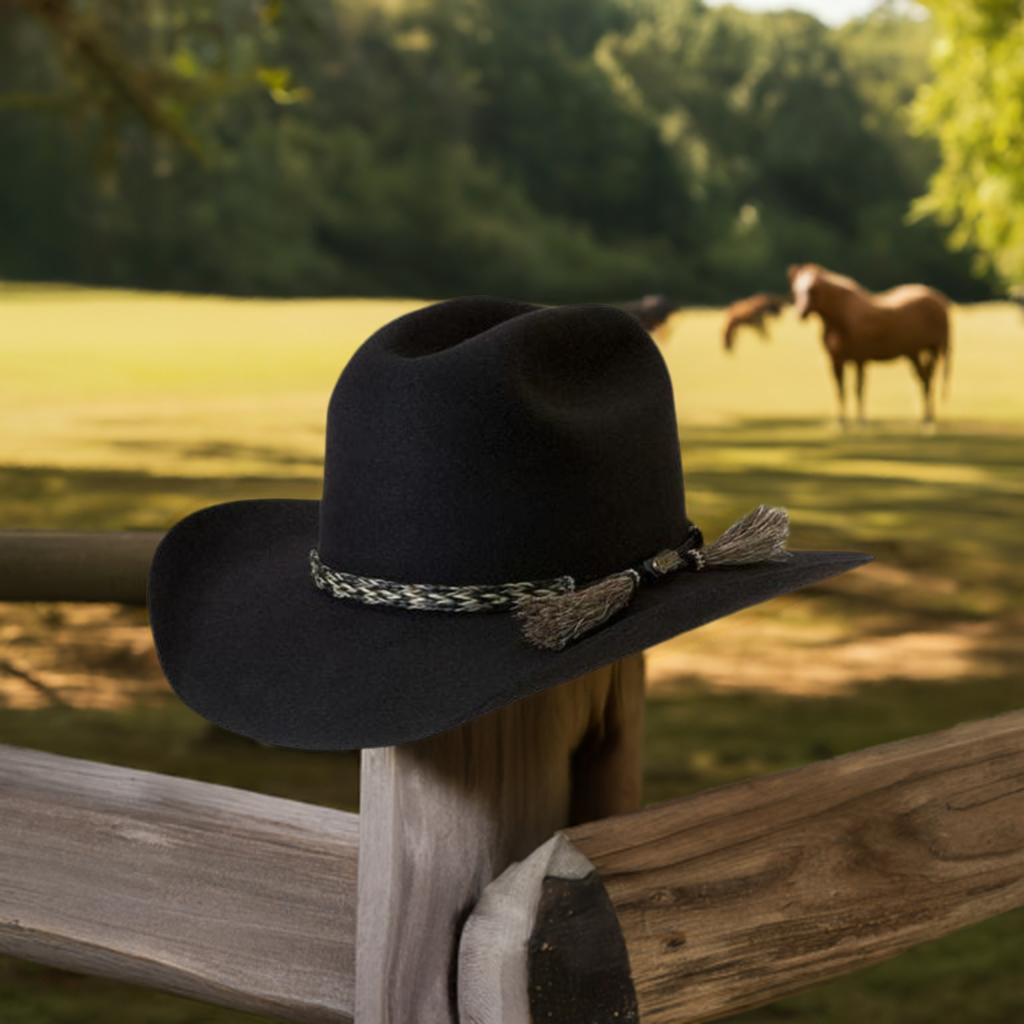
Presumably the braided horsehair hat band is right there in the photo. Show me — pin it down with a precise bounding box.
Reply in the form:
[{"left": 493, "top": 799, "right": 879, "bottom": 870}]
[
  {"left": 310, "top": 506, "right": 791, "bottom": 651},
  {"left": 148, "top": 297, "right": 870, "bottom": 751}
]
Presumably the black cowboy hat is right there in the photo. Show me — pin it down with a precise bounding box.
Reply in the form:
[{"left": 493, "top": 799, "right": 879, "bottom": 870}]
[{"left": 148, "top": 297, "right": 870, "bottom": 751}]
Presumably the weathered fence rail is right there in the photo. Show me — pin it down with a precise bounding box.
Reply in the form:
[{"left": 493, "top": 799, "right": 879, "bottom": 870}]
[
  {"left": 0, "top": 744, "right": 358, "bottom": 1023},
  {"left": 4, "top": 711, "right": 1024, "bottom": 1022},
  {"left": 0, "top": 530, "right": 161, "bottom": 603},
  {"left": 566, "top": 706, "right": 1024, "bottom": 1021}
]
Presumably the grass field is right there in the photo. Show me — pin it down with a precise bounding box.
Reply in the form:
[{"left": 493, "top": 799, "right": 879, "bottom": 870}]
[
  {"left": 3, "top": 285, "right": 1022, "bottom": 486},
  {"left": 1, "top": 286, "right": 1024, "bottom": 1022}
]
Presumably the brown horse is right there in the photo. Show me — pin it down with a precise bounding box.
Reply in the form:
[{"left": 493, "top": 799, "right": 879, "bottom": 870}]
[
  {"left": 722, "top": 293, "right": 788, "bottom": 351},
  {"left": 788, "top": 263, "right": 951, "bottom": 424}
]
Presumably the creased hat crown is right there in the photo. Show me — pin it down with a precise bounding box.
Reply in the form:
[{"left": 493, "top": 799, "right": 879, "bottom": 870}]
[{"left": 318, "top": 298, "right": 688, "bottom": 586}]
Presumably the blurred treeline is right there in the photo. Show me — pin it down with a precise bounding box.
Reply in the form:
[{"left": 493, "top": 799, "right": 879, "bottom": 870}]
[{"left": 0, "top": 0, "right": 996, "bottom": 303}]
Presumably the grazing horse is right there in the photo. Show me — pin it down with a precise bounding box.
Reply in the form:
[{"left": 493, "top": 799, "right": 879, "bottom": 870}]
[
  {"left": 788, "top": 263, "right": 951, "bottom": 425},
  {"left": 618, "top": 294, "right": 679, "bottom": 338},
  {"left": 722, "top": 293, "right": 788, "bottom": 351}
]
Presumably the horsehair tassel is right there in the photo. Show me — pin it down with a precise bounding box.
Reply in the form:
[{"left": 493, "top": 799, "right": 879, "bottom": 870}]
[
  {"left": 702, "top": 504, "right": 791, "bottom": 566},
  {"left": 516, "top": 506, "right": 791, "bottom": 651},
  {"left": 516, "top": 569, "right": 640, "bottom": 651}
]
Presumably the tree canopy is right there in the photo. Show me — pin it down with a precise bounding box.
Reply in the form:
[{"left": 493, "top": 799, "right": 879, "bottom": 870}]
[
  {"left": 911, "top": 0, "right": 1024, "bottom": 286},
  {"left": 0, "top": 0, "right": 996, "bottom": 302}
]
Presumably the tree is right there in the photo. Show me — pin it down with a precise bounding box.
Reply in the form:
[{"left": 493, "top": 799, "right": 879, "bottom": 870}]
[
  {"left": 0, "top": 0, "right": 289, "bottom": 162},
  {"left": 596, "top": 0, "right": 990, "bottom": 299},
  {"left": 0, "top": 0, "right": 999, "bottom": 301},
  {"left": 911, "top": 0, "right": 1024, "bottom": 285}
]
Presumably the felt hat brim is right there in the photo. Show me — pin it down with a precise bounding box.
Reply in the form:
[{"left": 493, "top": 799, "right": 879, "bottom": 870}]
[{"left": 148, "top": 498, "right": 871, "bottom": 750}]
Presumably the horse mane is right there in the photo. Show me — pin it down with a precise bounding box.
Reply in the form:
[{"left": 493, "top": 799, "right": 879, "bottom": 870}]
[{"left": 811, "top": 265, "right": 869, "bottom": 295}]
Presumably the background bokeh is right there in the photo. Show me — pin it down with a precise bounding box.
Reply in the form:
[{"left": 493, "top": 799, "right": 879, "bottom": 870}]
[
  {"left": 0, "top": 0, "right": 1004, "bottom": 303},
  {"left": 2, "top": 0, "right": 1024, "bottom": 1021}
]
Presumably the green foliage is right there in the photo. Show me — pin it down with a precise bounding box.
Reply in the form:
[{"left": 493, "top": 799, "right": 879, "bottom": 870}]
[
  {"left": 0, "top": 0, "right": 999, "bottom": 301},
  {"left": 911, "top": 0, "right": 1024, "bottom": 285},
  {"left": 2, "top": 0, "right": 278, "bottom": 159},
  {"left": 600, "top": 0, "right": 992, "bottom": 297}
]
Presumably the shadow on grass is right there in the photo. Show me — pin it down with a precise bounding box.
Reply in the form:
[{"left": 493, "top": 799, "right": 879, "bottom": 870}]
[
  {"left": 0, "top": 465, "right": 321, "bottom": 531},
  {"left": 680, "top": 420, "right": 1024, "bottom": 617},
  {"left": 643, "top": 675, "right": 1024, "bottom": 804},
  {"left": 107, "top": 437, "right": 324, "bottom": 470}
]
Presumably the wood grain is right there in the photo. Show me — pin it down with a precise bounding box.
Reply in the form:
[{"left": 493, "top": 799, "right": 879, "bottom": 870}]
[
  {"left": 0, "top": 530, "right": 162, "bottom": 603},
  {"left": 565, "top": 707, "right": 1024, "bottom": 1023},
  {"left": 0, "top": 743, "right": 359, "bottom": 1023},
  {"left": 355, "top": 655, "right": 646, "bottom": 1024}
]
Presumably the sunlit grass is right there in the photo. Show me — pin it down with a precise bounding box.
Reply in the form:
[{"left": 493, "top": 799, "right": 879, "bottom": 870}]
[
  {"left": 2, "top": 288, "right": 1022, "bottom": 485},
  {"left": 1, "top": 287, "right": 426, "bottom": 478}
]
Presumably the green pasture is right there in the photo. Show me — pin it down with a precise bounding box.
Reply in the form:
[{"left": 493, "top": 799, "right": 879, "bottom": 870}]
[
  {"left": 3, "top": 286, "right": 1023, "bottom": 488},
  {"left": 1, "top": 286, "right": 1024, "bottom": 1022}
]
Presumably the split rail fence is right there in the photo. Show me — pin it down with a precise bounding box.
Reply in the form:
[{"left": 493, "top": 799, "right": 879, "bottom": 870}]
[{"left": 1, "top": 530, "right": 1023, "bottom": 1023}]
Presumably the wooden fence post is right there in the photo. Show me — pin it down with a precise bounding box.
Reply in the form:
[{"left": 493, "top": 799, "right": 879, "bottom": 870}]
[
  {"left": 462, "top": 706, "right": 1024, "bottom": 1024},
  {"left": 354, "top": 654, "right": 645, "bottom": 1024}
]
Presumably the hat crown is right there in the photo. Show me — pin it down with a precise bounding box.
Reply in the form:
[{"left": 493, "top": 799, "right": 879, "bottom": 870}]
[{"left": 318, "top": 298, "right": 687, "bottom": 585}]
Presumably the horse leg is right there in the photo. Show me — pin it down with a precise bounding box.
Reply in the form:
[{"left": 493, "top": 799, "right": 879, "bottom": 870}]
[
  {"left": 911, "top": 350, "right": 936, "bottom": 424},
  {"left": 855, "top": 362, "right": 866, "bottom": 424},
  {"left": 830, "top": 356, "right": 847, "bottom": 426}
]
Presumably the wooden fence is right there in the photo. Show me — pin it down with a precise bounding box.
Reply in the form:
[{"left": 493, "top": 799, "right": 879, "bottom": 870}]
[{"left": 2, "top": 531, "right": 1023, "bottom": 1023}]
